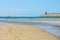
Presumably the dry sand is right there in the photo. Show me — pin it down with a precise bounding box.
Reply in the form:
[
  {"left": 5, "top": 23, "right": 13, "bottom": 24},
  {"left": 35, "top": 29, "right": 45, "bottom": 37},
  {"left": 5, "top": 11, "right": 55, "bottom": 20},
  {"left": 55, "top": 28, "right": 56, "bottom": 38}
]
[{"left": 0, "top": 24, "right": 59, "bottom": 40}]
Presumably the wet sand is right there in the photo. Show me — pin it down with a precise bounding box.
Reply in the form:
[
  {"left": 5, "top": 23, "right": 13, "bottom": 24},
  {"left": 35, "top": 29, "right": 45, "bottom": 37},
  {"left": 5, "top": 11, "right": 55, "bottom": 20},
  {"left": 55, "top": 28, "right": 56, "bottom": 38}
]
[
  {"left": 39, "top": 21, "right": 60, "bottom": 24},
  {"left": 0, "top": 24, "right": 59, "bottom": 40}
]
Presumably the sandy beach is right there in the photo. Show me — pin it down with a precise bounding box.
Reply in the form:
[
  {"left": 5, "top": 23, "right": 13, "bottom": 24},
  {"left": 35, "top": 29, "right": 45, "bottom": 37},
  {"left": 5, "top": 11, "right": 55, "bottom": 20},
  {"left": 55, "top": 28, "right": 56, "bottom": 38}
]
[
  {"left": 0, "top": 24, "right": 59, "bottom": 40},
  {"left": 0, "top": 0, "right": 60, "bottom": 40}
]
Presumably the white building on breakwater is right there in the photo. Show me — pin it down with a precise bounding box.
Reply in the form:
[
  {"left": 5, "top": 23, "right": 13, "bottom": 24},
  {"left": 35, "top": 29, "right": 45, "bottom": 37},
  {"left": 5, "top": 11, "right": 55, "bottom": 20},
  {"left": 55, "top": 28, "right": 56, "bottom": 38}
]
[{"left": 42, "top": 12, "right": 60, "bottom": 17}]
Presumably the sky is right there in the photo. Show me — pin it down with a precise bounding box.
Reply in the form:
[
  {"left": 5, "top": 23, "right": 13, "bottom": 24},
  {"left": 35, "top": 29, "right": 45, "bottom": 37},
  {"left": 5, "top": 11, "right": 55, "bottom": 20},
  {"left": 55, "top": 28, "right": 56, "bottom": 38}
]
[{"left": 0, "top": 0, "right": 60, "bottom": 17}]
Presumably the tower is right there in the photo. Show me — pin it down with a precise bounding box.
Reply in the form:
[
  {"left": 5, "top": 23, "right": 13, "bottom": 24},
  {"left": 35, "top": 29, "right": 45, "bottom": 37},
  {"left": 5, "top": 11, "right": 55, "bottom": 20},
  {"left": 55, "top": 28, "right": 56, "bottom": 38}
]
[{"left": 45, "top": 12, "right": 47, "bottom": 14}]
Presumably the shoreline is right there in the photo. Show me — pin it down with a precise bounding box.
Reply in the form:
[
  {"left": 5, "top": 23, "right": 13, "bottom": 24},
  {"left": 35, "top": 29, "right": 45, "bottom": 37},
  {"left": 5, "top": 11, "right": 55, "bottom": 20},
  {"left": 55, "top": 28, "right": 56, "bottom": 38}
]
[
  {"left": 0, "top": 20, "right": 60, "bottom": 23},
  {"left": 0, "top": 21, "right": 60, "bottom": 38}
]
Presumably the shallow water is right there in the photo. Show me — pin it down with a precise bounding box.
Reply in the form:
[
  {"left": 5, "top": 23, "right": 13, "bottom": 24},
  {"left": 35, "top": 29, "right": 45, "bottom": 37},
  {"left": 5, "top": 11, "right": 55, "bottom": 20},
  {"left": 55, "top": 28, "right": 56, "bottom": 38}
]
[{"left": 0, "top": 21, "right": 60, "bottom": 37}]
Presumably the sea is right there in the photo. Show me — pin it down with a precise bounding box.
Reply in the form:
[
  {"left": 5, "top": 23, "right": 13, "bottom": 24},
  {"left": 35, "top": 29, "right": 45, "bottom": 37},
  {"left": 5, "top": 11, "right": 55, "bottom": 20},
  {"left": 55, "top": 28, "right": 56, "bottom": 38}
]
[
  {"left": 0, "top": 18, "right": 60, "bottom": 21},
  {"left": 0, "top": 17, "right": 60, "bottom": 37}
]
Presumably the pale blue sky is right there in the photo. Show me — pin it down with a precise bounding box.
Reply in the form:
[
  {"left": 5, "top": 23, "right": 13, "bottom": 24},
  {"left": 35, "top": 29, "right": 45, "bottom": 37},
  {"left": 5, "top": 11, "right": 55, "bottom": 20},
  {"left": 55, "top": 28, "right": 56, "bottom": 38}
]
[{"left": 0, "top": 0, "right": 60, "bottom": 17}]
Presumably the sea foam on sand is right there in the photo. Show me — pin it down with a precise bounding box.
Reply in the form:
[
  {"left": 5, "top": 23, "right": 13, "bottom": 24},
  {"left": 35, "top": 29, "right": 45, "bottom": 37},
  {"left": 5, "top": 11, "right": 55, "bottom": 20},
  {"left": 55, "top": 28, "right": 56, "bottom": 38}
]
[{"left": 0, "top": 24, "right": 59, "bottom": 40}]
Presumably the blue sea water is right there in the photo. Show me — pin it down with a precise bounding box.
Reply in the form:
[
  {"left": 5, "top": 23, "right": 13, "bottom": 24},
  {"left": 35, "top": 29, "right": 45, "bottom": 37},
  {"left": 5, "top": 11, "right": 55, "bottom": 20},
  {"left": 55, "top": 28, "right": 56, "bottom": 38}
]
[
  {"left": 0, "top": 18, "right": 60, "bottom": 21},
  {"left": 0, "top": 18, "right": 60, "bottom": 37}
]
